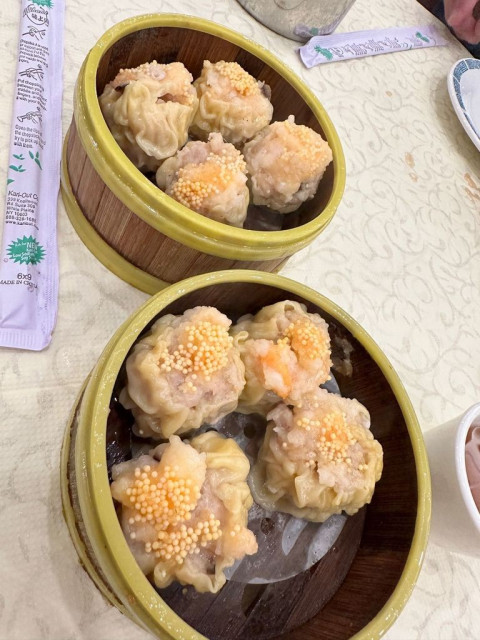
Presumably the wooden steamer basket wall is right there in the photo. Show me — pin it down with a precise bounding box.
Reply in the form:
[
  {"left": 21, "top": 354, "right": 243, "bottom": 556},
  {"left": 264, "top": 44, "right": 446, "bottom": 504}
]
[
  {"left": 61, "top": 14, "right": 346, "bottom": 294},
  {"left": 60, "top": 270, "right": 431, "bottom": 640}
]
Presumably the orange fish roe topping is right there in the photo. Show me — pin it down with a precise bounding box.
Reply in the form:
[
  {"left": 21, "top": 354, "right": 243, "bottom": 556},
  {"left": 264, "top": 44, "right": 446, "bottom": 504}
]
[
  {"left": 111, "top": 61, "right": 167, "bottom": 87},
  {"left": 278, "top": 120, "right": 332, "bottom": 180},
  {"left": 215, "top": 61, "right": 260, "bottom": 96},
  {"left": 293, "top": 411, "right": 366, "bottom": 472},
  {"left": 157, "top": 320, "right": 233, "bottom": 386},
  {"left": 172, "top": 150, "right": 246, "bottom": 211},
  {"left": 279, "top": 318, "right": 329, "bottom": 361},
  {"left": 126, "top": 463, "right": 222, "bottom": 566},
  {"left": 111, "top": 62, "right": 196, "bottom": 106}
]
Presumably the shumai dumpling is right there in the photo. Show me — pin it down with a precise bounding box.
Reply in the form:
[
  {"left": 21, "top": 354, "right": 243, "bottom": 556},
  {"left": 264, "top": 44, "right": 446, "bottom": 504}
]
[
  {"left": 120, "top": 306, "right": 245, "bottom": 439},
  {"left": 231, "top": 300, "right": 332, "bottom": 415},
  {"left": 99, "top": 61, "right": 198, "bottom": 171},
  {"left": 111, "top": 433, "right": 258, "bottom": 593},
  {"left": 250, "top": 388, "right": 383, "bottom": 522},
  {"left": 156, "top": 132, "right": 249, "bottom": 227},
  {"left": 243, "top": 115, "right": 333, "bottom": 213},
  {"left": 191, "top": 60, "right": 273, "bottom": 145}
]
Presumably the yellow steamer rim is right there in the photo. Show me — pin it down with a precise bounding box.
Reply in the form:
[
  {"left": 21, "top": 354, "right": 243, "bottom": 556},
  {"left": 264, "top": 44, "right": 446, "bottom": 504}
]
[
  {"left": 60, "top": 270, "right": 430, "bottom": 640},
  {"left": 62, "top": 14, "right": 346, "bottom": 294}
]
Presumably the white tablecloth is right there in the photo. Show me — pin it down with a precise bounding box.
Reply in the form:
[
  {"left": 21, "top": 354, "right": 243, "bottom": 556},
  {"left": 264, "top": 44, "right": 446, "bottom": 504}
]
[{"left": 0, "top": 0, "right": 479, "bottom": 638}]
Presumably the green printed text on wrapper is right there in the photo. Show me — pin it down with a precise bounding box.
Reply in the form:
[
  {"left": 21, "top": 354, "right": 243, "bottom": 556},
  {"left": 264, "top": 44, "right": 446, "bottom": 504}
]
[{"left": 7, "top": 236, "right": 45, "bottom": 265}]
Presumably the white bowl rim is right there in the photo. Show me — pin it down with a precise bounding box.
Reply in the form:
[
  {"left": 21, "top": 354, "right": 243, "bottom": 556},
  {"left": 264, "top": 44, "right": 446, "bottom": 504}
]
[
  {"left": 455, "top": 402, "right": 480, "bottom": 532},
  {"left": 447, "top": 57, "right": 480, "bottom": 152}
]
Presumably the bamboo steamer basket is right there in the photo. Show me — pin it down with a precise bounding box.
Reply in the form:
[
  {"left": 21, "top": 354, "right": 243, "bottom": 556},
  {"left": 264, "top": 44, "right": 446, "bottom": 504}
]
[
  {"left": 61, "top": 270, "right": 430, "bottom": 640},
  {"left": 61, "top": 14, "right": 346, "bottom": 294}
]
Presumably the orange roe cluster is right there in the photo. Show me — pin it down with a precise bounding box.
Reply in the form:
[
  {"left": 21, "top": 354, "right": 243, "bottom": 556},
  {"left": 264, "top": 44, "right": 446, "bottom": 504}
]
[
  {"left": 289, "top": 410, "right": 368, "bottom": 473},
  {"left": 126, "top": 463, "right": 222, "bottom": 566},
  {"left": 215, "top": 61, "right": 260, "bottom": 96},
  {"left": 171, "top": 150, "right": 246, "bottom": 211},
  {"left": 157, "top": 320, "right": 233, "bottom": 388},
  {"left": 279, "top": 120, "right": 332, "bottom": 181},
  {"left": 111, "top": 61, "right": 167, "bottom": 86},
  {"left": 110, "top": 61, "right": 196, "bottom": 106},
  {"left": 278, "top": 318, "right": 330, "bottom": 361}
]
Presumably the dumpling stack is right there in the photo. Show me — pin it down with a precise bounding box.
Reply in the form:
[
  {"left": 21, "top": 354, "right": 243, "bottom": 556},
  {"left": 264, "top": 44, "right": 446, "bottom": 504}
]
[
  {"left": 110, "top": 301, "right": 383, "bottom": 594},
  {"left": 114, "top": 306, "right": 255, "bottom": 594},
  {"left": 231, "top": 301, "right": 383, "bottom": 522},
  {"left": 99, "top": 59, "right": 333, "bottom": 227}
]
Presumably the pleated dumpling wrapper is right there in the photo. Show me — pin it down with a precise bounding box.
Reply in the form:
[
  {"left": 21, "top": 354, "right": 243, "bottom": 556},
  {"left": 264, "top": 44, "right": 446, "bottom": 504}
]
[
  {"left": 120, "top": 306, "right": 246, "bottom": 439},
  {"left": 250, "top": 388, "right": 383, "bottom": 522},
  {"left": 99, "top": 61, "right": 198, "bottom": 171},
  {"left": 243, "top": 115, "right": 333, "bottom": 213},
  {"left": 231, "top": 300, "right": 332, "bottom": 415},
  {"left": 191, "top": 60, "right": 273, "bottom": 145},
  {"left": 111, "top": 433, "right": 258, "bottom": 593},
  {"left": 156, "top": 132, "right": 249, "bottom": 227}
]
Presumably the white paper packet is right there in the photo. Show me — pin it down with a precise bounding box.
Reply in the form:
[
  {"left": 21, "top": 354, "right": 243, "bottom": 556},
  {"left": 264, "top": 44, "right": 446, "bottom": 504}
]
[
  {"left": 299, "top": 25, "right": 448, "bottom": 68},
  {"left": 0, "top": 0, "right": 64, "bottom": 350}
]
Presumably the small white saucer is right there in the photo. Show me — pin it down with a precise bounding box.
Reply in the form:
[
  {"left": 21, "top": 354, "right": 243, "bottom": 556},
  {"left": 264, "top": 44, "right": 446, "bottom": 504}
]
[{"left": 447, "top": 58, "right": 480, "bottom": 152}]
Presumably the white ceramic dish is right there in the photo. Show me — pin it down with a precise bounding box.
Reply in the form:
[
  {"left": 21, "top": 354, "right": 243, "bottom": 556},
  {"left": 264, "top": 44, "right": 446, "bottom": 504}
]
[
  {"left": 425, "top": 403, "right": 480, "bottom": 557},
  {"left": 447, "top": 58, "right": 480, "bottom": 152}
]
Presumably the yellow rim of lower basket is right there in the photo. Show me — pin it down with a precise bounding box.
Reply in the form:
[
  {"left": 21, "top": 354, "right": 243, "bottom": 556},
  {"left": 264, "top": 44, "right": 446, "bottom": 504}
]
[
  {"left": 60, "top": 382, "right": 127, "bottom": 614},
  {"left": 73, "top": 269, "right": 431, "bottom": 640},
  {"left": 74, "top": 14, "right": 346, "bottom": 260},
  {"left": 61, "top": 130, "right": 169, "bottom": 295}
]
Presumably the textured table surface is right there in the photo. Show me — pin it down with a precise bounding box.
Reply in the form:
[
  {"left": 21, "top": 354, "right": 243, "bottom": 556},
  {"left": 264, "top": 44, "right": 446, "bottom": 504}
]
[{"left": 0, "top": 0, "right": 479, "bottom": 638}]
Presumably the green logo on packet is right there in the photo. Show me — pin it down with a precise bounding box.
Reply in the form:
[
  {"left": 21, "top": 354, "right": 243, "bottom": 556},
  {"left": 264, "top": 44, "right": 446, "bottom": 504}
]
[
  {"left": 7, "top": 236, "right": 45, "bottom": 265},
  {"left": 314, "top": 46, "right": 333, "bottom": 60},
  {"left": 31, "top": 0, "right": 54, "bottom": 7},
  {"left": 415, "top": 31, "right": 430, "bottom": 42}
]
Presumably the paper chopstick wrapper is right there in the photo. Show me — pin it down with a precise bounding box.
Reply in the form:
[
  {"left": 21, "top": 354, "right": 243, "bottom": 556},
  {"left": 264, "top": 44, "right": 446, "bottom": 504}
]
[
  {"left": 299, "top": 25, "right": 447, "bottom": 68},
  {"left": 0, "top": 0, "right": 64, "bottom": 350}
]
